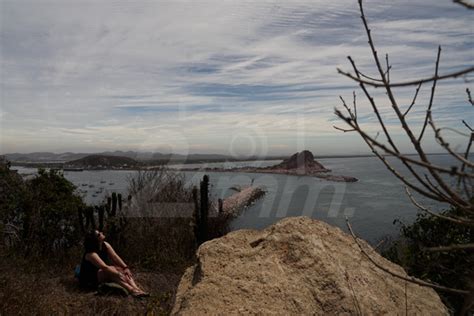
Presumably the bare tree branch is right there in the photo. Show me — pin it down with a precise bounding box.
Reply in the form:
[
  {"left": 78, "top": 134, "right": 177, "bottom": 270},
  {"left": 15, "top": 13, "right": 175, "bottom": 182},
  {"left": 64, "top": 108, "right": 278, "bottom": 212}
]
[
  {"left": 333, "top": 125, "right": 356, "bottom": 133},
  {"left": 453, "top": 0, "right": 474, "bottom": 10},
  {"left": 424, "top": 243, "right": 474, "bottom": 252},
  {"left": 429, "top": 114, "right": 474, "bottom": 168},
  {"left": 403, "top": 82, "right": 422, "bottom": 117},
  {"left": 405, "top": 187, "right": 474, "bottom": 226},
  {"left": 467, "top": 88, "right": 474, "bottom": 105},
  {"left": 334, "top": 110, "right": 474, "bottom": 179},
  {"left": 419, "top": 47, "right": 441, "bottom": 142},
  {"left": 345, "top": 217, "right": 470, "bottom": 295},
  {"left": 337, "top": 66, "right": 474, "bottom": 88}
]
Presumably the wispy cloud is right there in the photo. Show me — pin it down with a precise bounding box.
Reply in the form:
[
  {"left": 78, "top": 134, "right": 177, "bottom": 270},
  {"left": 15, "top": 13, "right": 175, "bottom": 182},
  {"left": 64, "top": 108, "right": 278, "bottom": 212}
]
[{"left": 0, "top": 0, "right": 472, "bottom": 155}]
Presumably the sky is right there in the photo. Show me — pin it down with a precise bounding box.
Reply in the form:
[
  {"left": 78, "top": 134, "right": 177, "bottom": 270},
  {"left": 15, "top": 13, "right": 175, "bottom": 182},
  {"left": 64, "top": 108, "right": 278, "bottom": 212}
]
[{"left": 0, "top": 0, "right": 473, "bottom": 157}]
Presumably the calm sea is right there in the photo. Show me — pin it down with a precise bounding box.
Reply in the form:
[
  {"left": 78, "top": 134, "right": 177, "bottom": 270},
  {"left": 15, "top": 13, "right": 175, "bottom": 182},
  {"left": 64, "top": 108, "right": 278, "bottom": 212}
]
[{"left": 13, "top": 154, "right": 458, "bottom": 244}]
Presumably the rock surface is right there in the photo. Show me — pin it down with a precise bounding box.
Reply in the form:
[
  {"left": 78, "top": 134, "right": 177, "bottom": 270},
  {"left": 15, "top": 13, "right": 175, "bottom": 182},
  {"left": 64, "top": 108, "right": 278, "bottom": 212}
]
[
  {"left": 172, "top": 217, "right": 447, "bottom": 315},
  {"left": 270, "top": 150, "right": 327, "bottom": 171}
]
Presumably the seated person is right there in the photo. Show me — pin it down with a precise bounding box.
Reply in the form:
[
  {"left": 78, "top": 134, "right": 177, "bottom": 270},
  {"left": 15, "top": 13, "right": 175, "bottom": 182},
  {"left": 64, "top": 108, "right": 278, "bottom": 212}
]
[{"left": 79, "top": 230, "right": 148, "bottom": 297}]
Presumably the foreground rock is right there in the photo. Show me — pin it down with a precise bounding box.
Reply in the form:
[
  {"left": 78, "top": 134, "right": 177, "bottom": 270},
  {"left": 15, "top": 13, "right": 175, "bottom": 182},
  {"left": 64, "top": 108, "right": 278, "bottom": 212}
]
[{"left": 172, "top": 217, "right": 447, "bottom": 315}]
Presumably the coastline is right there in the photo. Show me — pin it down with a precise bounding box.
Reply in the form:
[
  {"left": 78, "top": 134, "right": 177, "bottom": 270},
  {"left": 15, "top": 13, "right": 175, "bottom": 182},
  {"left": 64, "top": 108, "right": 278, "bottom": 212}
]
[{"left": 179, "top": 166, "right": 358, "bottom": 183}]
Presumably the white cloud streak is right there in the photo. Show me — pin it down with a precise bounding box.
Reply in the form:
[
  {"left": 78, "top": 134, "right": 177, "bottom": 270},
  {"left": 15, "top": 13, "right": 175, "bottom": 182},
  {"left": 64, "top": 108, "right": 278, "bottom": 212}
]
[{"left": 0, "top": 0, "right": 472, "bottom": 155}]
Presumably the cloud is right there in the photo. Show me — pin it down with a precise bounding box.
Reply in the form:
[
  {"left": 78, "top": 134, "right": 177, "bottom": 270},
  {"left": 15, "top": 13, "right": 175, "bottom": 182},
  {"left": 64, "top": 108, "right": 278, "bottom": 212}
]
[{"left": 0, "top": 0, "right": 472, "bottom": 155}]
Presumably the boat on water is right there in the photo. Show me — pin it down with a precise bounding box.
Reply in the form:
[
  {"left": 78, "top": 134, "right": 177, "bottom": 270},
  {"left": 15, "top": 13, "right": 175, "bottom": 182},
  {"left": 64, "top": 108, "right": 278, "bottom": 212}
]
[{"left": 109, "top": 183, "right": 114, "bottom": 185}]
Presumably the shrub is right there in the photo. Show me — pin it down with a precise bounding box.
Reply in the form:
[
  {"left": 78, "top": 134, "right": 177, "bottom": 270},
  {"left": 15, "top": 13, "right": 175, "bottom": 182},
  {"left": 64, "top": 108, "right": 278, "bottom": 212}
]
[
  {"left": 0, "top": 165, "right": 86, "bottom": 258},
  {"left": 383, "top": 207, "right": 474, "bottom": 312}
]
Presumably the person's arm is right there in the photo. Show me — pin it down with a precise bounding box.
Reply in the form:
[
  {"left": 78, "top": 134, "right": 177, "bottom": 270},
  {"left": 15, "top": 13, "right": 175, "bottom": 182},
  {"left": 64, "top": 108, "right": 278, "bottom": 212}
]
[
  {"left": 103, "top": 241, "right": 129, "bottom": 270},
  {"left": 85, "top": 252, "right": 121, "bottom": 277}
]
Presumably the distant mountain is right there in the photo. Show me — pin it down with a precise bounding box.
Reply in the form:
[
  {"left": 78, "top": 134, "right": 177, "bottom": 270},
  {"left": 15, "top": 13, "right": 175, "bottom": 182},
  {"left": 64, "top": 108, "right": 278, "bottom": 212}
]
[
  {"left": 4, "top": 151, "right": 239, "bottom": 163},
  {"left": 4, "top": 152, "right": 87, "bottom": 162},
  {"left": 67, "top": 155, "right": 139, "bottom": 168}
]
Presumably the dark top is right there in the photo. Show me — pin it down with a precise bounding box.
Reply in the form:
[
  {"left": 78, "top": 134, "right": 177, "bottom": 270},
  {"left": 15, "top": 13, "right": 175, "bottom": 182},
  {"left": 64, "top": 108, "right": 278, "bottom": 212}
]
[{"left": 79, "top": 246, "right": 109, "bottom": 288}]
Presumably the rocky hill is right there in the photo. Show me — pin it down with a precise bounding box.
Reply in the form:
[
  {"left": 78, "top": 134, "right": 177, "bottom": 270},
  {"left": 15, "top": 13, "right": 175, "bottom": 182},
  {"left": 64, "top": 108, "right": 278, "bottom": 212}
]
[
  {"left": 67, "top": 155, "right": 139, "bottom": 168},
  {"left": 172, "top": 217, "right": 447, "bottom": 315},
  {"left": 270, "top": 150, "right": 327, "bottom": 171}
]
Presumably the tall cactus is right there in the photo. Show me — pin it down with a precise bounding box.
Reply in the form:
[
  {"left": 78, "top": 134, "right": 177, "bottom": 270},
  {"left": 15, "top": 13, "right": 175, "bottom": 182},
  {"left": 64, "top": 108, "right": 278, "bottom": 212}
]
[
  {"left": 106, "top": 197, "right": 112, "bottom": 216},
  {"left": 199, "top": 175, "right": 209, "bottom": 244},
  {"left": 111, "top": 192, "right": 117, "bottom": 216},
  {"left": 98, "top": 205, "right": 105, "bottom": 231},
  {"left": 192, "top": 186, "right": 200, "bottom": 244},
  {"left": 118, "top": 193, "right": 122, "bottom": 212}
]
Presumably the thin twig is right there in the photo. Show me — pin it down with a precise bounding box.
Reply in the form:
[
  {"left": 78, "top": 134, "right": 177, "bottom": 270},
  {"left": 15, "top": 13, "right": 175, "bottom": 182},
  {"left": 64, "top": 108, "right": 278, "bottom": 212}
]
[
  {"left": 467, "top": 88, "right": 474, "bottom": 105},
  {"left": 403, "top": 82, "right": 422, "bottom": 117},
  {"left": 345, "top": 271, "right": 362, "bottom": 316},
  {"left": 334, "top": 110, "right": 474, "bottom": 179},
  {"left": 463, "top": 120, "right": 473, "bottom": 131},
  {"left": 438, "top": 127, "right": 471, "bottom": 137},
  {"left": 348, "top": 56, "right": 400, "bottom": 153},
  {"left": 419, "top": 46, "right": 441, "bottom": 142},
  {"left": 337, "top": 66, "right": 474, "bottom": 88},
  {"left": 429, "top": 113, "right": 474, "bottom": 167},
  {"left": 333, "top": 125, "right": 356, "bottom": 133},
  {"left": 358, "top": 70, "right": 384, "bottom": 82},
  {"left": 405, "top": 281, "right": 408, "bottom": 316},
  {"left": 385, "top": 54, "right": 391, "bottom": 84},
  {"left": 453, "top": 0, "right": 474, "bottom": 10},
  {"left": 356, "top": 0, "right": 467, "bottom": 208},
  {"left": 335, "top": 110, "right": 472, "bottom": 211},
  {"left": 405, "top": 187, "right": 474, "bottom": 226},
  {"left": 345, "top": 217, "right": 470, "bottom": 295},
  {"left": 424, "top": 243, "right": 474, "bottom": 252}
]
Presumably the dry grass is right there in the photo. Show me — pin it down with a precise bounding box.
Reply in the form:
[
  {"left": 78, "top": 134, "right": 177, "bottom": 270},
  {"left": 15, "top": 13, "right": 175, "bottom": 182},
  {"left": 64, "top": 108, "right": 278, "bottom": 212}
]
[{"left": 0, "top": 248, "right": 182, "bottom": 315}]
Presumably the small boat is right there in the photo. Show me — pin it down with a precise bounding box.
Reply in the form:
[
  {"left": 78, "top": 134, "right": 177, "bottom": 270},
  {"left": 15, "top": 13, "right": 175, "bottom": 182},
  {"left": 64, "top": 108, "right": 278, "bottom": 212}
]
[
  {"left": 109, "top": 183, "right": 114, "bottom": 185},
  {"left": 89, "top": 184, "right": 95, "bottom": 188},
  {"left": 81, "top": 184, "right": 88, "bottom": 187},
  {"left": 100, "top": 180, "right": 106, "bottom": 184}
]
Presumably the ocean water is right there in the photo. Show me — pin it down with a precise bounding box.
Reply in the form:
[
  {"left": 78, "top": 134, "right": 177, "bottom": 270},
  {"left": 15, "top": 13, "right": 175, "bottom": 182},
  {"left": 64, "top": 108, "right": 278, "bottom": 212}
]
[{"left": 12, "top": 154, "right": 459, "bottom": 244}]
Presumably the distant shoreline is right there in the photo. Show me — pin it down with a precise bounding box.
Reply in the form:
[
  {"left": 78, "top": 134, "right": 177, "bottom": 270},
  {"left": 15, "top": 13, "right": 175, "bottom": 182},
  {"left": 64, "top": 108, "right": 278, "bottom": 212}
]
[{"left": 7, "top": 152, "right": 451, "bottom": 169}]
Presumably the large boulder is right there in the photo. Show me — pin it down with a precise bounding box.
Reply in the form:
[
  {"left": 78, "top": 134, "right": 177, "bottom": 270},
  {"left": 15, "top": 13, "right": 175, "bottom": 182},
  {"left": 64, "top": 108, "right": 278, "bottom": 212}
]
[{"left": 172, "top": 217, "right": 447, "bottom": 315}]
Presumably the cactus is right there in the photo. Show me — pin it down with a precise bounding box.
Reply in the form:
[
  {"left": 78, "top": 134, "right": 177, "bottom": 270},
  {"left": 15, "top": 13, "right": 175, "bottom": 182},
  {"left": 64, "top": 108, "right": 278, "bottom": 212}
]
[
  {"left": 199, "top": 175, "right": 209, "bottom": 244},
  {"left": 78, "top": 209, "right": 85, "bottom": 232},
  {"left": 192, "top": 186, "right": 200, "bottom": 244},
  {"left": 98, "top": 205, "right": 105, "bottom": 231},
  {"left": 118, "top": 193, "right": 122, "bottom": 212},
  {"left": 85, "top": 206, "right": 96, "bottom": 230},
  {"left": 218, "top": 198, "right": 223, "bottom": 214},
  {"left": 111, "top": 192, "right": 117, "bottom": 216},
  {"left": 106, "top": 197, "right": 112, "bottom": 216}
]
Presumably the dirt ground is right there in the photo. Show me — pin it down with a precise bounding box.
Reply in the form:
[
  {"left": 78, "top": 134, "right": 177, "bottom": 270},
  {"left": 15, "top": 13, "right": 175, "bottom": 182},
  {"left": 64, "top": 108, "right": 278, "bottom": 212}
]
[{"left": 0, "top": 258, "right": 182, "bottom": 315}]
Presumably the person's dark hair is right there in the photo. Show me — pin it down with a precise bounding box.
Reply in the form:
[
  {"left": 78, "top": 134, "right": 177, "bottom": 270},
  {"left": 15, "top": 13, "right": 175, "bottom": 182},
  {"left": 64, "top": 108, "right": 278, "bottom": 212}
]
[{"left": 84, "top": 230, "right": 101, "bottom": 253}]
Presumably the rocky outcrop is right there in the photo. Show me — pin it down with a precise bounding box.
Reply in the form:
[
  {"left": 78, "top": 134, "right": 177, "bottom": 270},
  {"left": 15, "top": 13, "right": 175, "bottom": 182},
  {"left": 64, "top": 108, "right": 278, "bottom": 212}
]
[
  {"left": 270, "top": 150, "right": 327, "bottom": 171},
  {"left": 181, "top": 150, "right": 358, "bottom": 182},
  {"left": 172, "top": 217, "right": 447, "bottom": 315}
]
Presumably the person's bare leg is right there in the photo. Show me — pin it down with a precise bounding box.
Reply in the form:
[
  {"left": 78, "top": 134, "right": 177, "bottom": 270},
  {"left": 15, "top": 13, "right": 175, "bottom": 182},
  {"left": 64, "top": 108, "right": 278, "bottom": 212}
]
[
  {"left": 97, "top": 269, "right": 141, "bottom": 294},
  {"left": 116, "top": 267, "right": 146, "bottom": 294}
]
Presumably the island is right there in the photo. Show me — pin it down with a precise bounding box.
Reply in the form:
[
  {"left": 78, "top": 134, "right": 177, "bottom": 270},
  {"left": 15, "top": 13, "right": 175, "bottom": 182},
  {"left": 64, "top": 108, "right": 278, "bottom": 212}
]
[{"left": 181, "top": 150, "right": 358, "bottom": 182}]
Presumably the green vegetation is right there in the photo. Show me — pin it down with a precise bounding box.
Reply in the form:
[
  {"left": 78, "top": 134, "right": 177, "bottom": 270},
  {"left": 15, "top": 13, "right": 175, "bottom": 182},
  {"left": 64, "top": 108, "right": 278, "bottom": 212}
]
[
  {"left": 383, "top": 207, "right": 474, "bottom": 312},
  {"left": 1, "top": 164, "right": 85, "bottom": 258},
  {"left": 0, "top": 161, "right": 233, "bottom": 314}
]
